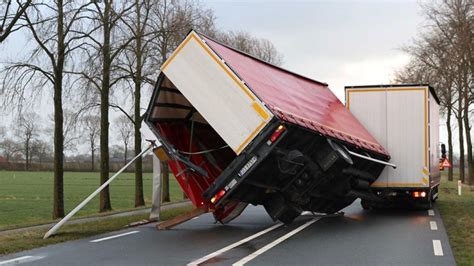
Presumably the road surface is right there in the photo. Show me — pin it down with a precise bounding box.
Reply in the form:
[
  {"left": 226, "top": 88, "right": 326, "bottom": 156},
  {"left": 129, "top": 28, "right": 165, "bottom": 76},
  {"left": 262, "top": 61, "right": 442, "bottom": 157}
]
[{"left": 0, "top": 200, "right": 455, "bottom": 265}]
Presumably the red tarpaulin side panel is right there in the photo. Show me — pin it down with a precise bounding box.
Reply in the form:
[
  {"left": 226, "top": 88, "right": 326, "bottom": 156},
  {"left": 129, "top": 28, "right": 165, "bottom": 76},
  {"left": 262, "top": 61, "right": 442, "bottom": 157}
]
[{"left": 200, "top": 34, "right": 389, "bottom": 157}]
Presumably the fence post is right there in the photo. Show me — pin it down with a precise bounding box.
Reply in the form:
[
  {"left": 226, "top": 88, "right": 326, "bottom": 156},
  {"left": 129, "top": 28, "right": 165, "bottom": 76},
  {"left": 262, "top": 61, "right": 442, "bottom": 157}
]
[{"left": 458, "top": 180, "right": 462, "bottom": 196}]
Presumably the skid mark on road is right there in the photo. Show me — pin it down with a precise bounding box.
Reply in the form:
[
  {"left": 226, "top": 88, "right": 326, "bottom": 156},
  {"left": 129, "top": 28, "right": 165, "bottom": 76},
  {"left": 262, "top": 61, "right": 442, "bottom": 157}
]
[
  {"left": 187, "top": 223, "right": 283, "bottom": 266},
  {"left": 90, "top": 230, "right": 139, "bottom": 243}
]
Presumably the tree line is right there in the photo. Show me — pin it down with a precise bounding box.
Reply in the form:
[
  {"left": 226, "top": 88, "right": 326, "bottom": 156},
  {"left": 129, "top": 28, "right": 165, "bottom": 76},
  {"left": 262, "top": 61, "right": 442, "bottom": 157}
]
[
  {"left": 395, "top": 0, "right": 474, "bottom": 185},
  {"left": 0, "top": 111, "right": 139, "bottom": 171},
  {"left": 0, "top": 0, "right": 283, "bottom": 219}
]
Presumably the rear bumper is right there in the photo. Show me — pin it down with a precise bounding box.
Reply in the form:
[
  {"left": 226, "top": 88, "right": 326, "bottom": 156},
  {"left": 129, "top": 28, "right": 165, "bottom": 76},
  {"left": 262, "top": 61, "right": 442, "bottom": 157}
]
[{"left": 202, "top": 118, "right": 283, "bottom": 204}]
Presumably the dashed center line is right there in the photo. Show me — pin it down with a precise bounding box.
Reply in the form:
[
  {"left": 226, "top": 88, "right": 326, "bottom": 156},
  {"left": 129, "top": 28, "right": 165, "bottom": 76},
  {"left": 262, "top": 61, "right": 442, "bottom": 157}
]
[
  {"left": 233, "top": 218, "right": 320, "bottom": 266},
  {"left": 90, "top": 230, "right": 140, "bottom": 243},
  {"left": 0, "top": 255, "right": 44, "bottom": 265},
  {"left": 433, "top": 240, "right": 444, "bottom": 256},
  {"left": 430, "top": 221, "right": 438, "bottom": 231},
  {"left": 428, "top": 209, "right": 435, "bottom": 216}
]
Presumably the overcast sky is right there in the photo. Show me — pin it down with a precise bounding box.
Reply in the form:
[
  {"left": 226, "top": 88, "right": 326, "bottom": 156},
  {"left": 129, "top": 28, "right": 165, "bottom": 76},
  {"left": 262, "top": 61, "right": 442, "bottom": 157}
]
[
  {"left": 2, "top": 0, "right": 434, "bottom": 153},
  {"left": 204, "top": 0, "right": 424, "bottom": 100}
]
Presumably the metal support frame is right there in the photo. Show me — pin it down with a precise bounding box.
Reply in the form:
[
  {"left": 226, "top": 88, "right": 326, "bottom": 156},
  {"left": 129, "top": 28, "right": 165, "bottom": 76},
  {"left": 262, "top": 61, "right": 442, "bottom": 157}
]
[
  {"left": 43, "top": 143, "right": 156, "bottom": 239},
  {"left": 344, "top": 147, "right": 397, "bottom": 169}
]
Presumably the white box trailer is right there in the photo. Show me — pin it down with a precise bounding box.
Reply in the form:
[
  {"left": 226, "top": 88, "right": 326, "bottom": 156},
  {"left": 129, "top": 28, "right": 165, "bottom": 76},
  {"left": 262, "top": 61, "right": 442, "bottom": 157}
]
[{"left": 345, "top": 84, "right": 441, "bottom": 208}]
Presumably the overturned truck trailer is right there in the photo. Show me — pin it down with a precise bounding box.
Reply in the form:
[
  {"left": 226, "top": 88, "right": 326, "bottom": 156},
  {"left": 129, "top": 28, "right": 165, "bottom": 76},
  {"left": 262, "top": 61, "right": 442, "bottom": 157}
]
[{"left": 145, "top": 30, "right": 392, "bottom": 224}]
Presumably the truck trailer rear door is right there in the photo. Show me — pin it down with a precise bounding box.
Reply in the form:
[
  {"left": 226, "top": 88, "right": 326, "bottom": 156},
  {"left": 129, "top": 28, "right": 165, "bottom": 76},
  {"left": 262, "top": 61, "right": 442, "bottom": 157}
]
[
  {"left": 346, "top": 86, "right": 429, "bottom": 188},
  {"left": 160, "top": 31, "right": 273, "bottom": 155}
]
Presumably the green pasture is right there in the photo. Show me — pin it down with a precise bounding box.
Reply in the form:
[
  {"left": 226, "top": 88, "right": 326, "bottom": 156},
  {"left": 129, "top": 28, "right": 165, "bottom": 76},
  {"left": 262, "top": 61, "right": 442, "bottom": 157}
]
[{"left": 0, "top": 171, "right": 182, "bottom": 230}]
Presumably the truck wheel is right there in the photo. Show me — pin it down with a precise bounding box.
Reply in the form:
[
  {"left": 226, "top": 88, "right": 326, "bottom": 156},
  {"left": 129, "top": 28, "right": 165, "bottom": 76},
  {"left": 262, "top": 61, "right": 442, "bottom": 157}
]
[
  {"left": 361, "top": 200, "right": 372, "bottom": 210},
  {"left": 278, "top": 208, "right": 301, "bottom": 225}
]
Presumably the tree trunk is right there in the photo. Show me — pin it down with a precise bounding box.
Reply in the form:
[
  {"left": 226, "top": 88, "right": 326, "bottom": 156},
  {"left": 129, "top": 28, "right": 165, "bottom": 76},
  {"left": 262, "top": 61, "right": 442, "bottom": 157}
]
[
  {"left": 161, "top": 161, "right": 170, "bottom": 202},
  {"left": 447, "top": 107, "right": 454, "bottom": 181},
  {"left": 91, "top": 142, "right": 95, "bottom": 172},
  {"left": 134, "top": 121, "right": 144, "bottom": 207},
  {"left": 133, "top": 0, "right": 145, "bottom": 207},
  {"left": 133, "top": 66, "right": 144, "bottom": 207},
  {"left": 124, "top": 143, "right": 127, "bottom": 165},
  {"left": 25, "top": 140, "right": 29, "bottom": 170},
  {"left": 99, "top": 2, "right": 112, "bottom": 212},
  {"left": 53, "top": 0, "right": 65, "bottom": 219},
  {"left": 463, "top": 102, "right": 473, "bottom": 185}
]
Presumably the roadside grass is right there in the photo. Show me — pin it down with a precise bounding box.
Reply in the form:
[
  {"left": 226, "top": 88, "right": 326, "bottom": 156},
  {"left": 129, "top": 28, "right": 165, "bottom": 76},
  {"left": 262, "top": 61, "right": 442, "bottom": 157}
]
[
  {"left": 0, "top": 171, "right": 182, "bottom": 230},
  {"left": 0, "top": 205, "right": 193, "bottom": 255},
  {"left": 437, "top": 175, "right": 474, "bottom": 266}
]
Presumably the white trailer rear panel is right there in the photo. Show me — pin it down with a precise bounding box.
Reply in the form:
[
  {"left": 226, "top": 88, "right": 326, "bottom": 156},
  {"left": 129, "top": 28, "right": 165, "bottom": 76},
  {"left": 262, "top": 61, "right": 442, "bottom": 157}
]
[
  {"left": 345, "top": 85, "right": 440, "bottom": 189},
  {"left": 160, "top": 31, "right": 273, "bottom": 154}
]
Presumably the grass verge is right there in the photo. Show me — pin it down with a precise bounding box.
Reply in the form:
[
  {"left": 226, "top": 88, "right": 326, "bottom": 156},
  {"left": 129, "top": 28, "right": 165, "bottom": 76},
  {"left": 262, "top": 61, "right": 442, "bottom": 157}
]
[
  {"left": 437, "top": 178, "right": 474, "bottom": 265},
  {"left": 0, "top": 205, "right": 193, "bottom": 256},
  {"left": 0, "top": 170, "right": 183, "bottom": 229}
]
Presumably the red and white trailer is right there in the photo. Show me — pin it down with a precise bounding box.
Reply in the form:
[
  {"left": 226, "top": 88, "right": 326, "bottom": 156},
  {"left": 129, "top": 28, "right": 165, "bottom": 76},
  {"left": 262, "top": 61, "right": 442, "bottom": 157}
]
[{"left": 145, "top": 30, "right": 393, "bottom": 225}]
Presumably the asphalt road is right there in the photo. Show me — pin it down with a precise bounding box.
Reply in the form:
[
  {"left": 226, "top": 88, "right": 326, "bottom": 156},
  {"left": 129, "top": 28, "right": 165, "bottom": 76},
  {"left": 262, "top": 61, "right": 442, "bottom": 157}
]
[{"left": 0, "top": 200, "right": 456, "bottom": 266}]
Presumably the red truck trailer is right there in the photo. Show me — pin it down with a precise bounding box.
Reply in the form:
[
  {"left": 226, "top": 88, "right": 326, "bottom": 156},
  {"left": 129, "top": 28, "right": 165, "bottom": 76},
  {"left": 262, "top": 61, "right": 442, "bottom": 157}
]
[{"left": 145, "top": 30, "right": 393, "bottom": 224}]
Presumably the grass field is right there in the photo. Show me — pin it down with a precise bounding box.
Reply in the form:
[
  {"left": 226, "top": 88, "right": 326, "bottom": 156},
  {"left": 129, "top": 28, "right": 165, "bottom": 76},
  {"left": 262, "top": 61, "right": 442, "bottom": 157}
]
[
  {"left": 438, "top": 174, "right": 474, "bottom": 266},
  {"left": 0, "top": 171, "right": 182, "bottom": 230}
]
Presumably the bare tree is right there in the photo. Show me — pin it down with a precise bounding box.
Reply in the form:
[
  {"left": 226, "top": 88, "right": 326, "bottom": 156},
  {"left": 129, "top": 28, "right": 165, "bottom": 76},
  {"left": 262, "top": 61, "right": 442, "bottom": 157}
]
[
  {"left": 30, "top": 139, "right": 51, "bottom": 164},
  {"left": 72, "top": 0, "right": 134, "bottom": 212},
  {"left": 0, "top": 138, "right": 21, "bottom": 162},
  {"left": 396, "top": 0, "right": 474, "bottom": 184},
  {"left": 1, "top": 1, "right": 92, "bottom": 218},
  {"left": 16, "top": 112, "right": 39, "bottom": 170},
  {"left": 114, "top": 0, "right": 156, "bottom": 207},
  {"left": 82, "top": 115, "right": 100, "bottom": 171},
  {"left": 150, "top": 0, "right": 216, "bottom": 67},
  {"left": 426, "top": 0, "right": 473, "bottom": 184},
  {"left": 115, "top": 115, "right": 133, "bottom": 165},
  {"left": 0, "top": 0, "right": 31, "bottom": 43},
  {"left": 215, "top": 30, "right": 284, "bottom": 66}
]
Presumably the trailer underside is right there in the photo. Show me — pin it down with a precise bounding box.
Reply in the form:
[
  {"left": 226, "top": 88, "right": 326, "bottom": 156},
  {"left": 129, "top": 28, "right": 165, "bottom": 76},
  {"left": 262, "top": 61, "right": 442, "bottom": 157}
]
[{"left": 147, "top": 74, "right": 390, "bottom": 224}]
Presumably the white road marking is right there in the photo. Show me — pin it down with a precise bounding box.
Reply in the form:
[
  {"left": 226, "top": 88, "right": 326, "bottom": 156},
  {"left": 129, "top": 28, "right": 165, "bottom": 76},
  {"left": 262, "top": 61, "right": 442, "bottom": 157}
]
[
  {"left": 191, "top": 217, "right": 199, "bottom": 220},
  {"left": 428, "top": 209, "right": 435, "bottom": 216},
  {"left": 90, "top": 230, "right": 139, "bottom": 243},
  {"left": 433, "top": 240, "right": 444, "bottom": 256},
  {"left": 187, "top": 223, "right": 283, "bottom": 266},
  {"left": 233, "top": 218, "right": 320, "bottom": 266},
  {"left": 430, "top": 221, "right": 438, "bottom": 231},
  {"left": 0, "top": 255, "right": 44, "bottom": 265}
]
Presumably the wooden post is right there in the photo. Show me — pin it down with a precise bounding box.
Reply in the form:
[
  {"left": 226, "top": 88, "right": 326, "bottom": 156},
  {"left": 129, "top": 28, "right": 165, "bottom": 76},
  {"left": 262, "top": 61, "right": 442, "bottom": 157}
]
[{"left": 156, "top": 205, "right": 208, "bottom": 230}]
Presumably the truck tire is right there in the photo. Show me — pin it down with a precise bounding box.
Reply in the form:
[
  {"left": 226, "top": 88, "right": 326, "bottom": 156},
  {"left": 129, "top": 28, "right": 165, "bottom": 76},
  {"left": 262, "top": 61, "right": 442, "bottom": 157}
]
[{"left": 278, "top": 208, "right": 301, "bottom": 224}]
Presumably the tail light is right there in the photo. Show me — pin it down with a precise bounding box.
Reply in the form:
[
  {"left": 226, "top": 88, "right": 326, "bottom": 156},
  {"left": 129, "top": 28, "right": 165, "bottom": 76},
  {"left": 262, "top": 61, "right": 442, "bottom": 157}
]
[
  {"left": 269, "top": 125, "right": 286, "bottom": 144},
  {"left": 210, "top": 189, "right": 226, "bottom": 204},
  {"left": 412, "top": 191, "right": 427, "bottom": 198}
]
